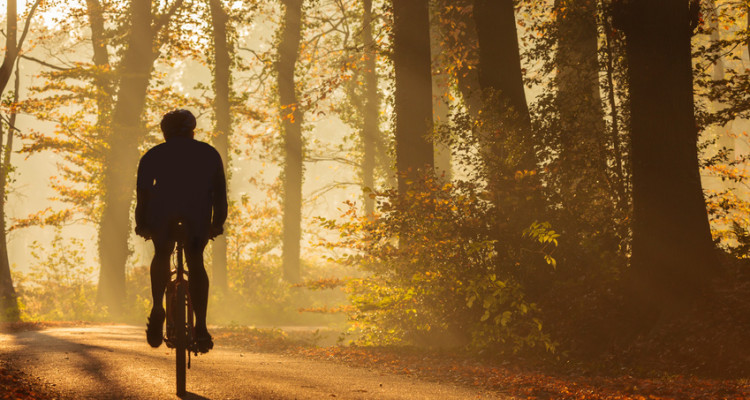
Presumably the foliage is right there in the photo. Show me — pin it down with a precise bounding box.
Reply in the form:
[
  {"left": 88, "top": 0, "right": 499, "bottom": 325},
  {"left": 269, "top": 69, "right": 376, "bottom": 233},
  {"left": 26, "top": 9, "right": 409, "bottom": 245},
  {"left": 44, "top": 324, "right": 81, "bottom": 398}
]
[
  {"left": 318, "top": 173, "right": 556, "bottom": 355},
  {"left": 693, "top": 1, "right": 750, "bottom": 255},
  {"left": 13, "top": 230, "right": 105, "bottom": 321}
]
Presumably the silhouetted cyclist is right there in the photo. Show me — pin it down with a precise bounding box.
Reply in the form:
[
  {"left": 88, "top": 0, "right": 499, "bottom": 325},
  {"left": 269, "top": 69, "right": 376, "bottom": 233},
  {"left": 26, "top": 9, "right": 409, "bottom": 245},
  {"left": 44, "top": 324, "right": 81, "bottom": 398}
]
[{"left": 134, "top": 109, "right": 228, "bottom": 353}]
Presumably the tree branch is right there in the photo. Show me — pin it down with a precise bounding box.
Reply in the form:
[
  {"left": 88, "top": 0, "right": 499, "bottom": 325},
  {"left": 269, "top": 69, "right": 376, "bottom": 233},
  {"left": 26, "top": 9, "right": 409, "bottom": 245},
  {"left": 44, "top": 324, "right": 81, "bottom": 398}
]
[{"left": 19, "top": 54, "right": 72, "bottom": 71}]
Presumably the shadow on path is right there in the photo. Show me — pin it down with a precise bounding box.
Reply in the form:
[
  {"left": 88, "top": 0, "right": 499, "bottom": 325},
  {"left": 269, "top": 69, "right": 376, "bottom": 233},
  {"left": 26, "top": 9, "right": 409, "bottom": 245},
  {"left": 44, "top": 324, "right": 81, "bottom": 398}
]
[
  {"left": 1, "top": 328, "right": 142, "bottom": 398},
  {"left": 179, "top": 391, "right": 212, "bottom": 400}
]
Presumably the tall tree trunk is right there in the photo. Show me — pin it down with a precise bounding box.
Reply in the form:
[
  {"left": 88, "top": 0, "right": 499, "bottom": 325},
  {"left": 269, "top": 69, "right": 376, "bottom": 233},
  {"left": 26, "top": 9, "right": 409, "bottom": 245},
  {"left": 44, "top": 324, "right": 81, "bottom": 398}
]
[
  {"left": 437, "top": 0, "right": 482, "bottom": 118},
  {"left": 707, "top": 0, "right": 733, "bottom": 162},
  {"left": 603, "top": 14, "right": 628, "bottom": 212},
  {"left": 0, "top": 0, "right": 17, "bottom": 96},
  {"left": 0, "top": 0, "right": 40, "bottom": 321},
  {"left": 97, "top": 0, "right": 156, "bottom": 314},
  {"left": 620, "top": 0, "right": 716, "bottom": 320},
  {"left": 473, "top": 0, "right": 533, "bottom": 147},
  {"left": 86, "top": 0, "right": 113, "bottom": 113},
  {"left": 552, "top": 0, "right": 611, "bottom": 245},
  {"left": 361, "top": 0, "right": 378, "bottom": 215},
  {"left": 278, "top": 0, "right": 304, "bottom": 283},
  {"left": 209, "top": 0, "right": 231, "bottom": 293},
  {"left": 473, "top": 0, "right": 538, "bottom": 193},
  {"left": 0, "top": 60, "right": 20, "bottom": 322},
  {"left": 392, "top": 0, "right": 434, "bottom": 193},
  {"left": 473, "top": 0, "right": 540, "bottom": 261},
  {"left": 429, "top": 2, "right": 452, "bottom": 180}
]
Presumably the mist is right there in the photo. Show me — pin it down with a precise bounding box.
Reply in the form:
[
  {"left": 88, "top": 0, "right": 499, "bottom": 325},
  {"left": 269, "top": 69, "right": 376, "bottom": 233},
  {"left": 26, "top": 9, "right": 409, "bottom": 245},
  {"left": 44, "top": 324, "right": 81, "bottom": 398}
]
[{"left": 0, "top": 0, "right": 749, "bottom": 398}]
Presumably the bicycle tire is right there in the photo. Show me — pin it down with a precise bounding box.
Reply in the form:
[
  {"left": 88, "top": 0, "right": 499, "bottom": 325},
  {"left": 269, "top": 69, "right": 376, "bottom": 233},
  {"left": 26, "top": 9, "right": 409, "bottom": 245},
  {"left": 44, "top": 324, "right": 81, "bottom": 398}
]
[{"left": 175, "top": 281, "right": 187, "bottom": 396}]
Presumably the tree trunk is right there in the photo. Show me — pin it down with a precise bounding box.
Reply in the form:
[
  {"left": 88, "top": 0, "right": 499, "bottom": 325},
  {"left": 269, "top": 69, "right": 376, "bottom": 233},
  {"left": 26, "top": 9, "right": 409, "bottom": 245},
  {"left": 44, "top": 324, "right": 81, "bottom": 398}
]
[
  {"left": 0, "top": 0, "right": 20, "bottom": 322},
  {"left": 392, "top": 0, "right": 434, "bottom": 193},
  {"left": 85, "top": 0, "right": 113, "bottom": 112},
  {"left": 621, "top": 0, "right": 717, "bottom": 319},
  {"left": 603, "top": 14, "right": 629, "bottom": 211},
  {"left": 473, "top": 0, "right": 538, "bottom": 208},
  {"left": 0, "top": 0, "right": 17, "bottom": 96},
  {"left": 209, "top": 0, "right": 231, "bottom": 293},
  {"left": 361, "top": 0, "right": 378, "bottom": 215},
  {"left": 97, "top": 0, "right": 156, "bottom": 314},
  {"left": 551, "top": 0, "right": 611, "bottom": 243},
  {"left": 437, "top": 0, "right": 482, "bottom": 118},
  {"left": 429, "top": 2, "right": 452, "bottom": 180},
  {"left": 473, "top": 0, "right": 531, "bottom": 132},
  {"left": 473, "top": 0, "right": 540, "bottom": 259},
  {"left": 278, "top": 0, "right": 304, "bottom": 283},
  {"left": 0, "top": 59, "right": 20, "bottom": 322}
]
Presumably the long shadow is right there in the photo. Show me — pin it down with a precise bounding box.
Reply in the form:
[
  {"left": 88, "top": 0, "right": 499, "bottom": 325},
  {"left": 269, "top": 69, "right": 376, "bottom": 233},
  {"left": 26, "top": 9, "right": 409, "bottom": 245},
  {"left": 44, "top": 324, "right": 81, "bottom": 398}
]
[
  {"left": 2, "top": 327, "right": 222, "bottom": 399},
  {"left": 2, "top": 329, "right": 129, "bottom": 397},
  {"left": 179, "top": 391, "right": 211, "bottom": 400}
]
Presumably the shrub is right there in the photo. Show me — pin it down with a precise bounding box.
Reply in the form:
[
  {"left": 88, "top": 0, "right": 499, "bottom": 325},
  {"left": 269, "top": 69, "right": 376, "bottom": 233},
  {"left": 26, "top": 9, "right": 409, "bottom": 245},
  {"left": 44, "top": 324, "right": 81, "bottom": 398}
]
[
  {"left": 14, "top": 230, "right": 106, "bottom": 321},
  {"left": 319, "top": 174, "right": 556, "bottom": 355}
]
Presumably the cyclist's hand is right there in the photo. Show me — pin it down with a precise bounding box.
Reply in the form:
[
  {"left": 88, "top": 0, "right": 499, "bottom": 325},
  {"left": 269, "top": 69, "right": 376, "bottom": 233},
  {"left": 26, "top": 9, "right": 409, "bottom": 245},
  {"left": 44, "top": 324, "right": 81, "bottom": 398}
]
[
  {"left": 209, "top": 225, "right": 223, "bottom": 240},
  {"left": 135, "top": 225, "right": 152, "bottom": 240}
]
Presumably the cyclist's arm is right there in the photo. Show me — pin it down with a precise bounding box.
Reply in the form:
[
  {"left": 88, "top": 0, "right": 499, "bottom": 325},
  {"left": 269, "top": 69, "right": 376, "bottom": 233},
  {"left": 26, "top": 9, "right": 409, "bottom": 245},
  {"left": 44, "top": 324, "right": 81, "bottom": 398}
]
[
  {"left": 211, "top": 155, "right": 228, "bottom": 231},
  {"left": 134, "top": 155, "right": 153, "bottom": 236}
]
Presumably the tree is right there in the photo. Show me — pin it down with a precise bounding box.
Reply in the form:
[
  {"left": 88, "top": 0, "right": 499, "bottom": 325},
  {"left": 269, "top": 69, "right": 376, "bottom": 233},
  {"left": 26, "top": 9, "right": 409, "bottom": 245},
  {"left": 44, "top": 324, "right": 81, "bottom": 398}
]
[
  {"left": 471, "top": 0, "right": 543, "bottom": 278},
  {"left": 392, "top": 0, "right": 434, "bottom": 193},
  {"left": 529, "top": 0, "right": 628, "bottom": 273},
  {"left": 0, "top": 62, "right": 21, "bottom": 322},
  {"left": 473, "top": 0, "right": 535, "bottom": 171},
  {"left": 429, "top": 1, "right": 452, "bottom": 180},
  {"left": 0, "top": 0, "right": 41, "bottom": 322},
  {"left": 617, "top": 0, "right": 717, "bottom": 319},
  {"left": 98, "top": 0, "right": 185, "bottom": 313},
  {"left": 277, "top": 0, "right": 305, "bottom": 283},
  {"left": 434, "top": 0, "right": 482, "bottom": 118},
  {"left": 361, "top": 0, "right": 379, "bottom": 215},
  {"left": 208, "top": 0, "right": 234, "bottom": 293},
  {"left": 551, "top": 0, "right": 610, "bottom": 223}
]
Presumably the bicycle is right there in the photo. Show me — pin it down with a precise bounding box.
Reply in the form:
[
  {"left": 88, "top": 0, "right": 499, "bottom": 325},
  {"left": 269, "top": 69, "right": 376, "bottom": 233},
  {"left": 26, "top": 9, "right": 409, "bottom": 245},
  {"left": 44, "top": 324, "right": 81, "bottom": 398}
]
[{"left": 163, "top": 222, "right": 198, "bottom": 396}]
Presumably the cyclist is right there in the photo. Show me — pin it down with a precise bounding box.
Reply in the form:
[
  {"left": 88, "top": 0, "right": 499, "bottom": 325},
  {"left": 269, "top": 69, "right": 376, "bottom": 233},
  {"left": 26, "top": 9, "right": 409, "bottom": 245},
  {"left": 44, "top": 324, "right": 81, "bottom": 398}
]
[{"left": 134, "top": 109, "right": 228, "bottom": 353}]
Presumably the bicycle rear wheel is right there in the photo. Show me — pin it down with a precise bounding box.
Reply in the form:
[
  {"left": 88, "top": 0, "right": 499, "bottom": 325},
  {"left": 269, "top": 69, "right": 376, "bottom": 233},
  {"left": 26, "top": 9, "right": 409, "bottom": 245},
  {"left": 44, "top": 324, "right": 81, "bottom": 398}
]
[{"left": 175, "top": 282, "right": 187, "bottom": 396}]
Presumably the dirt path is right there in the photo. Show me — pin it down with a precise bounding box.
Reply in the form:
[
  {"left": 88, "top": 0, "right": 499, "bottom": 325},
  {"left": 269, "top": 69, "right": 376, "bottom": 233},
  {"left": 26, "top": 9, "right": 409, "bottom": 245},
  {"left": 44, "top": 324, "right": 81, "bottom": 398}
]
[{"left": 0, "top": 325, "right": 503, "bottom": 399}]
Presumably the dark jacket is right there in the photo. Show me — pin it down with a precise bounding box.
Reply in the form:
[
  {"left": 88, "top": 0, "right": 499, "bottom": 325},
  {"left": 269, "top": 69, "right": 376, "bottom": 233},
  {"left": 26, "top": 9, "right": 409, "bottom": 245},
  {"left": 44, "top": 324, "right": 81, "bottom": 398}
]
[{"left": 135, "top": 137, "right": 228, "bottom": 240}]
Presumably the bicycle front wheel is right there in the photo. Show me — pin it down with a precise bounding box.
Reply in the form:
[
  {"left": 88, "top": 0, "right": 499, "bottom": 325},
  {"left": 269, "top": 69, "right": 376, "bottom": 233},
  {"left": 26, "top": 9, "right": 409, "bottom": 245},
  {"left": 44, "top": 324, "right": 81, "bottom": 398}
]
[{"left": 175, "top": 281, "right": 187, "bottom": 396}]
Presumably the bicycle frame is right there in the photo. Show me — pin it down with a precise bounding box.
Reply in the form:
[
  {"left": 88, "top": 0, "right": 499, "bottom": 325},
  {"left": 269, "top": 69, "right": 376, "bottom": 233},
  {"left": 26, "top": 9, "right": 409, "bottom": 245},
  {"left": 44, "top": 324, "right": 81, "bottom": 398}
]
[{"left": 164, "top": 224, "right": 197, "bottom": 396}]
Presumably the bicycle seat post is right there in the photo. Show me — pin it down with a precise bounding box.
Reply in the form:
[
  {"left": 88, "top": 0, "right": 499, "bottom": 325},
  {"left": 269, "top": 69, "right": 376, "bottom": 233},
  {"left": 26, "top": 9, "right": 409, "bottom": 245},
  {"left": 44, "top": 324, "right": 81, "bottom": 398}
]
[{"left": 173, "top": 221, "right": 187, "bottom": 280}]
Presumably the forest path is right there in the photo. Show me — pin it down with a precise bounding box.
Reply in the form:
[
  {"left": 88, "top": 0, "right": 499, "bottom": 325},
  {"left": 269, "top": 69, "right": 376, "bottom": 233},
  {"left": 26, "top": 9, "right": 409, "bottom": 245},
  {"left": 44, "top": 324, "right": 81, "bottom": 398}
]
[{"left": 0, "top": 325, "right": 503, "bottom": 399}]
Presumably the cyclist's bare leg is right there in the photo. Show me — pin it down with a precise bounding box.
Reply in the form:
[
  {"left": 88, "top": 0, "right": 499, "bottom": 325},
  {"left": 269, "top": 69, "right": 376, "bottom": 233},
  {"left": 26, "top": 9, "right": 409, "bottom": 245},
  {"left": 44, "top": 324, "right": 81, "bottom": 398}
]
[
  {"left": 146, "top": 238, "right": 174, "bottom": 347},
  {"left": 151, "top": 239, "right": 175, "bottom": 311},
  {"left": 185, "top": 237, "right": 210, "bottom": 335}
]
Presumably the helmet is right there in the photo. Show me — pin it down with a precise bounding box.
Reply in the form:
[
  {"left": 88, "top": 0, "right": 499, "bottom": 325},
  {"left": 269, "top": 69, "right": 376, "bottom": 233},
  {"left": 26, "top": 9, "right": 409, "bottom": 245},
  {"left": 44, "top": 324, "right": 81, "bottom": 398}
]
[{"left": 160, "top": 109, "right": 197, "bottom": 139}]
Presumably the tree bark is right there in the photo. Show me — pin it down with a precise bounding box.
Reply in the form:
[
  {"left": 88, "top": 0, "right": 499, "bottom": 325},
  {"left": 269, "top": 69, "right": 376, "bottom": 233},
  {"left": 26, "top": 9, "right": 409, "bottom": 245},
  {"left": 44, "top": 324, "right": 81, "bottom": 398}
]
[
  {"left": 473, "top": 0, "right": 532, "bottom": 146},
  {"left": 392, "top": 0, "right": 434, "bottom": 193},
  {"left": 473, "top": 0, "right": 541, "bottom": 259},
  {"left": 278, "top": 0, "right": 304, "bottom": 283},
  {"left": 209, "top": 0, "right": 231, "bottom": 293},
  {"left": 436, "top": 0, "right": 481, "bottom": 118},
  {"left": 620, "top": 0, "right": 717, "bottom": 318},
  {"left": 97, "top": 0, "right": 156, "bottom": 313},
  {"left": 429, "top": 2, "right": 452, "bottom": 180},
  {"left": 0, "top": 0, "right": 18, "bottom": 97},
  {"left": 473, "top": 0, "right": 538, "bottom": 190},
  {"left": 603, "top": 15, "right": 628, "bottom": 211},
  {"left": 0, "top": 0, "right": 41, "bottom": 320},
  {"left": 361, "top": 0, "right": 378, "bottom": 215},
  {"left": 551, "top": 0, "right": 611, "bottom": 240},
  {"left": 0, "top": 60, "right": 20, "bottom": 322}
]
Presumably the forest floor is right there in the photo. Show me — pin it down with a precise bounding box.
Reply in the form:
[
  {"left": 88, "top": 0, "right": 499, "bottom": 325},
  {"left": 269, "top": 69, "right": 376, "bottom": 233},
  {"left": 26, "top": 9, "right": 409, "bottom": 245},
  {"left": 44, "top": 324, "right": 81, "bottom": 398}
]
[{"left": 0, "top": 321, "right": 748, "bottom": 399}]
